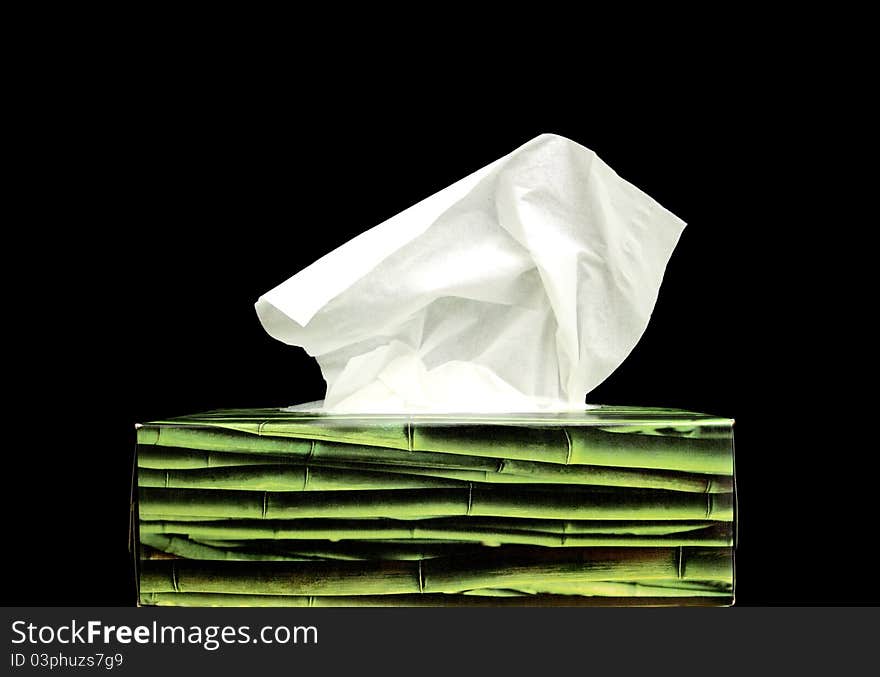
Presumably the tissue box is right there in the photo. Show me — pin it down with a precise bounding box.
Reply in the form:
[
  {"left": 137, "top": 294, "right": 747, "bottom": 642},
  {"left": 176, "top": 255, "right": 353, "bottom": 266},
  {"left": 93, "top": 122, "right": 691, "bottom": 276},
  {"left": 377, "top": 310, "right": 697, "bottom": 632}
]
[{"left": 133, "top": 406, "right": 735, "bottom": 607}]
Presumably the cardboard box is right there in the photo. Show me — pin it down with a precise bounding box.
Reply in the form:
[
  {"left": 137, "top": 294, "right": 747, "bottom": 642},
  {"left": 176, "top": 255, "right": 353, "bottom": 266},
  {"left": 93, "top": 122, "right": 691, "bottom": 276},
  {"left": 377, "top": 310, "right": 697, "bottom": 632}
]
[{"left": 133, "top": 406, "right": 735, "bottom": 606}]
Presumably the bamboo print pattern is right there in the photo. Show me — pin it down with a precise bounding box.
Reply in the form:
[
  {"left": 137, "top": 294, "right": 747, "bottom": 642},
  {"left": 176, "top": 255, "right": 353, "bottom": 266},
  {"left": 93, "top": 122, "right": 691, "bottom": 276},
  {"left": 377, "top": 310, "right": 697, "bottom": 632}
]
[{"left": 136, "top": 407, "right": 735, "bottom": 606}]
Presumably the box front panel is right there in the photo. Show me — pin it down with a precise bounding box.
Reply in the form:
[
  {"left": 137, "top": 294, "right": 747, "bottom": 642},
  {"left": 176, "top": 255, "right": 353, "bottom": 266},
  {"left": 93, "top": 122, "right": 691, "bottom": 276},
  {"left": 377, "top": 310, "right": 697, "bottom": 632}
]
[{"left": 135, "top": 408, "right": 735, "bottom": 606}]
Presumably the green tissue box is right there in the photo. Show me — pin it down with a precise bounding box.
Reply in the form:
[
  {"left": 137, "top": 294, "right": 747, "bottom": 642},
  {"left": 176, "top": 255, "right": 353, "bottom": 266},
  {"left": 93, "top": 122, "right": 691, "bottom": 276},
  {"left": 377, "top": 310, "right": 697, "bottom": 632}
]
[{"left": 132, "top": 406, "right": 735, "bottom": 607}]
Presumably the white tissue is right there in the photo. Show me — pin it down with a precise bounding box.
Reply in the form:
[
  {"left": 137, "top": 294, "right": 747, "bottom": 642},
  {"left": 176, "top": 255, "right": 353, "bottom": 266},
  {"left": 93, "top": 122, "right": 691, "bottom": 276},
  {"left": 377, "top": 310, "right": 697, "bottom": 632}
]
[{"left": 255, "top": 133, "right": 686, "bottom": 413}]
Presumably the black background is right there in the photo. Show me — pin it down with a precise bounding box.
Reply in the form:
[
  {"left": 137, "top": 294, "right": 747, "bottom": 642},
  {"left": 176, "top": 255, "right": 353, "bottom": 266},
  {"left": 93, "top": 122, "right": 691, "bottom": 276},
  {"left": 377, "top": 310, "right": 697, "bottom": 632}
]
[{"left": 6, "top": 73, "right": 868, "bottom": 606}]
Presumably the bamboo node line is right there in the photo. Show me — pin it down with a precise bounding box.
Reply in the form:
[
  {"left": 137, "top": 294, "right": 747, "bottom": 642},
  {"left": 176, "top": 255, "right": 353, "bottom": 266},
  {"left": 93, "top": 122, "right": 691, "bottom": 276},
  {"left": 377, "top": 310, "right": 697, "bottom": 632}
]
[
  {"left": 306, "top": 440, "right": 316, "bottom": 461},
  {"left": 302, "top": 466, "right": 310, "bottom": 491},
  {"left": 562, "top": 428, "right": 573, "bottom": 465},
  {"left": 406, "top": 421, "right": 414, "bottom": 452},
  {"left": 308, "top": 596, "right": 315, "bottom": 608},
  {"left": 417, "top": 560, "right": 425, "bottom": 593},
  {"left": 164, "top": 471, "right": 170, "bottom": 489},
  {"left": 705, "top": 478, "right": 713, "bottom": 494},
  {"left": 171, "top": 563, "right": 180, "bottom": 593},
  {"left": 677, "top": 546, "right": 684, "bottom": 580},
  {"left": 496, "top": 459, "right": 506, "bottom": 473},
  {"left": 466, "top": 483, "right": 474, "bottom": 516},
  {"left": 705, "top": 495, "right": 712, "bottom": 519},
  {"left": 204, "top": 451, "right": 212, "bottom": 468},
  {"left": 261, "top": 492, "right": 269, "bottom": 519},
  {"left": 257, "top": 420, "right": 269, "bottom": 436}
]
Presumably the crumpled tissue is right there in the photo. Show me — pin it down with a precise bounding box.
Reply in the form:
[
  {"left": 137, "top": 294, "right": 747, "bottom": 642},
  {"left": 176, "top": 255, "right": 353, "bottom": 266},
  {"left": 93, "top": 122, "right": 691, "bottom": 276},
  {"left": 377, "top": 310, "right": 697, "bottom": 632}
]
[{"left": 256, "top": 133, "right": 685, "bottom": 413}]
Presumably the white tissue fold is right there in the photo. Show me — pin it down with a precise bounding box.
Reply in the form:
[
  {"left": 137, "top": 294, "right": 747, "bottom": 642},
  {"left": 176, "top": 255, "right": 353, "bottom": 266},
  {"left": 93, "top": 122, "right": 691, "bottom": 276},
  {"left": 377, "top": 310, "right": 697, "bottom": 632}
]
[{"left": 255, "top": 133, "right": 686, "bottom": 413}]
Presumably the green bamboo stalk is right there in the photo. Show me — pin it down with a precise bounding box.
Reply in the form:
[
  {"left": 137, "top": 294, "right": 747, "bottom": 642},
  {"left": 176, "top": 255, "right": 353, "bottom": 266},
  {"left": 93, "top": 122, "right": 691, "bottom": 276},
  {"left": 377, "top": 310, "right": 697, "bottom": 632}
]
[
  {"left": 139, "top": 547, "right": 732, "bottom": 595},
  {"left": 465, "top": 579, "right": 732, "bottom": 596},
  {"left": 138, "top": 466, "right": 467, "bottom": 492},
  {"left": 137, "top": 447, "right": 302, "bottom": 470},
  {"left": 184, "top": 538, "right": 489, "bottom": 562},
  {"left": 138, "top": 517, "right": 724, "bottom": 540},
  {"left": 153, "top": 526, "right": 732, "bottom": 550},
  {"left": 597, "top": 425, "right": 732, "bottom": 440},
  {"left": 458, "top": 588, "right": 526, "bottom": 597},
  {"left": 138, "top": 487, "right": 733, "bottom": 521},
  {"left": 419, "top": 517, "right": 722, "bottom": 535},
  {"left": 138, "top": 422, "right": 732, "bottom": 475},
  {"left": 422, "top": 547, "right": 733, "bottom": 592},
  {"left": 138, "top": 428, "right": 733, "bottom": 493},
  {"left": 461, "top": 583, "right": 730, "bottom": 597},
  {"left": 465, "top": 462, "right": 733, "bottom": 493},
  {"left": 140, "top": 533, "right": 307, "bottom": 561},
  {"left": 145, "top": 534, "right": 489, "bottom": 564},
  {"left": 139, "top": 591, "right": 727, "bottom": 607},
  {"left": 141, "top": 520, "right": 732, "bottom": 548},
  {"left": 139, "top": 515, "right": 231, "bottom": 522},
  {"left": 414, "top": 425, "right": 733, "bottom": 474},
  {"left": 584, "top": 577, "right": 730, "bottom": 591},
  {"left": 138, "top": 452, "right": 732, "bottom": 493}
]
